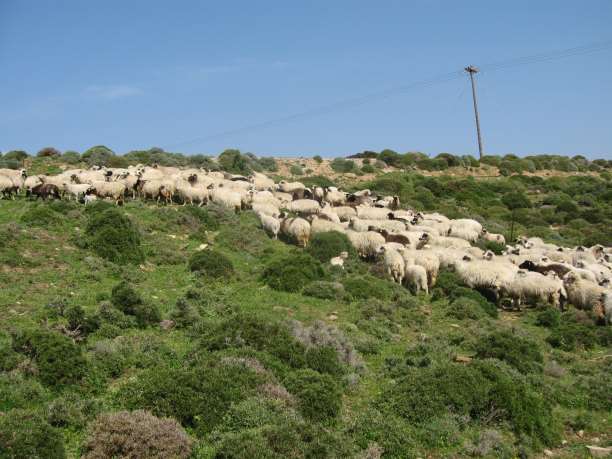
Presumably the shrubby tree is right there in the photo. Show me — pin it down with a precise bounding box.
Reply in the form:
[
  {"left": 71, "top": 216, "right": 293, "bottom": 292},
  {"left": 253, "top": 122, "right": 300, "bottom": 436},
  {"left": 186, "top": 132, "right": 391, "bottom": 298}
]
[
  {"left": 81, "top": 145, "right": 115, "bottom": 167},
  {"left": 502, "top": 191, "right": 531, "bottom": 241},
  {"left": 0, "top": 409, "right": 66, "bottom": 458},
  {"left": 37, "top": 147, "right": 61, "bottom": 157},
  {"left": 218, "top": 149, "right": 251, "bottom": 175}
]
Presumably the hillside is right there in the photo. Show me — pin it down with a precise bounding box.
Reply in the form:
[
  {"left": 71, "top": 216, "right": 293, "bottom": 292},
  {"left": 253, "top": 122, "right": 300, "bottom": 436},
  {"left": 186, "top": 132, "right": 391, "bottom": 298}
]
[{"left": 0, "top": 157, "right": 611, "bottom": 458}]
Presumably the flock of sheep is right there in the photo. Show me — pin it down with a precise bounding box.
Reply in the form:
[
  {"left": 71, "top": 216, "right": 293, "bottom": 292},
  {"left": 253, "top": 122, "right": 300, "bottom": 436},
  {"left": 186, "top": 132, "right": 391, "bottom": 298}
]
[{"left": 1, "top": 165, "right": 611, "bottom": 324}]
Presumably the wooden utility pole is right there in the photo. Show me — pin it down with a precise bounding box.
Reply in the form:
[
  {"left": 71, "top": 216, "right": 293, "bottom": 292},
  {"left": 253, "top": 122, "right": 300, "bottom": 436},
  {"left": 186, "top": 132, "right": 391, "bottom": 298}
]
[{"left": 465, "top": 65, "right": 484, "bottom": 160}]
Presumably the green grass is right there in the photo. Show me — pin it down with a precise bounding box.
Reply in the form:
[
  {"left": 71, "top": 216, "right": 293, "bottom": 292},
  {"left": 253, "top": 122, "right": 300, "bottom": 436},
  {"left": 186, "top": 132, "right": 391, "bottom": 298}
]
[{"left": 1, "top": 195, "right": 611, "bottom": 458}]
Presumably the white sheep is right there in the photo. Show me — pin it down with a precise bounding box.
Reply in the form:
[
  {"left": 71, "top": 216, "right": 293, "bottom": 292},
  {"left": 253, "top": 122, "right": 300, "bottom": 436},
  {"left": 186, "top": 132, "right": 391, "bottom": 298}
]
[
  {"left": 84, "top": 194, "right": 97, "bottom": 205},
  {"left": 258, "top": 213, "right": 280, "bottom": 239},
  {"left": 64, "top": 183, "right": 94, "bottom": 201},
  {"left": 310, "top": 216, "right": 346, "bottom": 234},
  {"left": 502, "top": 270, "right": 566, "bottom": 309},
  {"left": 378, "top": 246, "right": 405, "bottom": 285},
  {"left": 208, "top": 185, "right": 242, "bottom": 213},
  {"left": 404, "top": 264, "right": 428, "bottom": 295},
  {"left": 176, "top": 183, "right": 208, "bottom": 206},
  {"left": 319, "top": 203, "right": 341, "bottom": 223},
  {"left": 277, "top": 180, "right": 305, "bottom": 194},
  {"left": 356, "top": 205, "right": 392, "bottom": 220},
  {"left": 288, "top": 199, "right": 321, "bottom": 216},
  {"left": 563, "top": 271, "right": 607, "bottom": 318},
  {"left": 330, "top": 251, "right": 349, "bottom": 269},
  {"left": 330, "top": 206, "right": 357, "bottom": 222},
  {"left": 324, "top": 189, "right": 346, "bottom": 206},
  {"left": 346, "top": 230, "right": 385, "bottom": 259},
  {"left": 349, "top": 217, "right": 405, "bottom": 233},
  {"left": 448, "top": 219, "right": 483, "bottom": 242},
  {"left": 252, "top": 202, "right": 281, "bottom": 218},
  {"left": 0, "top": 176, "right": 16, "bottom": 199},
  {"left": 280, "top": 216, "right": 311, "bottom": 247},
  {"left": 481, "top": 229, "right": 506, "bottom": 245},
  {"left": 91, "top": 181, "right": 126, "bottom": 204},
  {"left": 397, "top": 247, "right": 440, "bottom": 288}
]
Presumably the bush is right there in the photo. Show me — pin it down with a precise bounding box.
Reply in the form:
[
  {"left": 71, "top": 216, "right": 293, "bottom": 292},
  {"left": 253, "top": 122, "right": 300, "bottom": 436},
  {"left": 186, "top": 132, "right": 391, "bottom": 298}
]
[
  {"left": 342, "top": 274, "right": 402, "bottom": 301},
  {"left": 380, "top": 360, "right": 560, "bottom": 446},
  {"left": 284, "top": 369, "right": 342, "bottom": 422},
  {"left": 474, "top": 331, "right": 543, "bottom": 374},
  {"left": 118, "top": 363, "right": 262, "bottom": 433},
  {"left": 82, "top": 145, "right": 115, "bottom": 167},
  {"left": 361, "top": 164, "right": 375, "bottom": 174},
  {"left": 306, "top": 231, "right": 355, "bottom": 262},
  {"left": 61, "top": 151, "right": 81, "bottom": 164},
  {"left": 330, "top": 158, "right": 357, "bottom": 173},
  {"left": 12, "top": 329, "right": 86, "bottom": 387},
  {"left": 85, "top": 208, "right": 144, "bottom": 264},
  {"left": 305, "top": 345, "right": 344, "bottom": 377},
  {"left": 65, "top": 305, "right": 101, "bottom": 335},
  {"left": 83, "top": 410, "right": 192, "bottom": 459},
  {"left": 289, "top": 164, "right": 304, "bottom": 176},
  {"left": 20, "top": 205, "right": 61, "bottom": 227},
  {"left": 261, "top": 252, "right": 325, "bottom": 292},
  {"left": 545, "top": 313, "right": 609, "bottom": 351},
  {"left": 302, "top": 281, "right": 345, "bottom": 300},
  {"left": 37, "top": 147, "right": 61, "bottom": 157},
  {"left": 188, "top": 249, "right": 234, "bottom": 279},
  {"left": 535, "top": 308, "right": 561, "bottom": 328},
  {"left": 182, "top": 206, "right": 220, "bottom": 230},
  {"left": 218, "top": 149, "right": 251, "bottom": 175},
  {"left": 313, "top": 155, "right": 323, "bottom": 163},
  {"left": 0, "top": 409, "right": 66, "bottom": 459},
  {"left": 111, "top": 282, "right": 160, "bottom": 327},
  {"left": 169, "top": 298, "right": 201, "bottom": 328}
]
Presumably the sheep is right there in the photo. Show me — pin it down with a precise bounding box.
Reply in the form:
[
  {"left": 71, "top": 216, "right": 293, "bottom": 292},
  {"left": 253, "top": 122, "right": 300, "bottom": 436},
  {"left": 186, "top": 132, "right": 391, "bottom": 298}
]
[
  {"left": 575, "top": 260, "right": 611, "bottom": 284},
  {"left": 481, "top": 229, "right": 506, "bottom": 246},
  {"left": 64, "top": 183, "right": 94, "bottom": 201},
  {"left": 330, "top": 251, "right": 349, "bottom": 269},
  {"left": 319, "top": 203, "right": 341, "bottom": 223},
  {"left": 323, "top": 188, "right": 346, "bottom": 206},
  {"left": 159, "top": 185, "right": 174, "bottom": 205},
  {"left": 397, "top": 247, "right": 440, "bottom": 288},
  {"left": 208, "top": 184, "right": 242, "bottom": 213},
  {"left": 258, "top": 213, "right": 280, "bottom": 239},
  {"left": 252, "top": 202, "right": 280, "bottom": 218},
  {"left": 455, "top": 254, "right": 518, "bottom": 296},
  {"left": 518, "top": 260, "right": 573, "bottom": 279},
  {"left": 501, "top": 270, "right": 566, "bottom": 310},
  {"left": 91, "top": 181, "right": 126, "bottom": 205},
  {"left": 277, "top": 180, "right": 305, "bottom": 194},
  {"left": 313, "top": 186, "right": 325, "bottom": 203},
  {"left": 280, "top": 216, "right": 311, "bottom": 247},
  {"left": 346, "top": 190, "right": 373, "bottom": 207},
  {"left": 356, "top": 205, "right": 392, "bottom": 220},
  {"left": 603, "top": 292, "right": 612, "bottom": 325},
  {"left": 249, "top": 172, "right": 275, "bottom": 191},
  {"left": 349, "top": 217, "right": 405, "bottom": 233},
  {"left": 0, "top": 175, "right": 16, "bottom": 199},
  {"left": 272, "top": 191, "right": 294, "bottom": 207},
  {"left": 84, "top": 194, "right": 97, "bottom": 205},
  {"left": 310, "top": 216, "right": 346, "bottom": 234},
  {"left": 346, "top": 230, "right": 385, "bottom": 260},
  {"left": 287, "top": 199, "right": 321, "bottom": 216},
  {"left": 563, "top": 272, "right": 608, "bottom": 320},
  {"left": 376, "top": 229, "right": 412, "bottom": 246},
  {"left": 0, "top": 168, "right": 27, "bottom": 180},
  {"left": 330, "top": 206, "right": 357, "bottom": 222},
  {"left": 429, "top": 235, "right": 471, "bottom": 249},
  {"left": 572, "top": 246, "right": 598, "bottom": 266},
  {"left": 30, "top": 183, "right": 61, "bottom": 200},
  {"left": 448, "top": 219, "right": 483, "bottom": 242},
  {"left": 378, "top": 246, "right": 405, "bottom": 284},
  {"left": 176, "top": 183, "right": 208, "bottom": 206},
  {"left": 404, "top": 264, "right": 428, "bottom": 295}
]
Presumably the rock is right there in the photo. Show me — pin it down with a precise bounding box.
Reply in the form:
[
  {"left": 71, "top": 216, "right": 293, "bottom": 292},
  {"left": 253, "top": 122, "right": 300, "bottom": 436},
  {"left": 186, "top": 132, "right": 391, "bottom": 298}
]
[
  {"left": 197, "top": 243, "right": 208, "bottom": 251},
  {"left": 543, "top": 449, "right": 553, "bottom": 457},
  {"left": 159, "top": 319, "right": 175, "bottom": 331},
  {"left": 454, "top": 355, "right": 472, "bottom": 363},
  {"left": 562, "top": 440, "right": 568, "bottom": 445},
  {"left": 328, "top": 314, "right": 338, "bottom": 321},
  {"left": 578, "top": 430, "right": 584, "bottom": 438},
  {"left": 449, "top": 324, "right": 460, "bottom": 328},
  {"left": 586, "top": 446, "right": 612, "bottom": 458}
]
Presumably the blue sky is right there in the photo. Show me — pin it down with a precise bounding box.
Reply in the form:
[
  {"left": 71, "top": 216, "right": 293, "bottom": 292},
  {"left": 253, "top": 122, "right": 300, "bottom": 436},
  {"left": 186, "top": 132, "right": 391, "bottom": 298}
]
[{"left": 1, "top": 1, "right": 611, "bottom": 158}]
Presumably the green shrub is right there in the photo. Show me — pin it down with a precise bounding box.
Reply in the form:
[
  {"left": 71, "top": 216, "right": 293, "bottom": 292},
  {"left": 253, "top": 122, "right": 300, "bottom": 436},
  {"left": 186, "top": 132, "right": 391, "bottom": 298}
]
[
  {"left": 218, "top": 149, "right": 251, "bottom": 175},
  {"left": 46, "top": 393, "right": 99, "bottom": 428},
  {"left": 380, "top": 360, "right": 560, "bottom": 447},
  {"left": 313, "top": 155, "right": 323, "bottom": 163},
  {"left": 261, "top": 252, "right": 324, "bottom": 292},
  {"left": 182, "top": 206, "right": 220, "bottom": 230},
  {"left": 0, "top": 374, "right": 48, "bottom": 412},
  {"left": 305, "top": 345, "right": 345, "bottom": 377},
  {"left": 302, "top": 281, "right": 345, "bottom": 300},
  {"left": 306, "top": 231, "right": 355, "bottom": 262},
  {"left": 111, "top": 282, "right": 160, "bottom": 327},
  {"left": 12, "top": 329, "right": 86, "bottom": 387},
  {"left": 448, "top": 298, "right": 487, "bottom": 320},
  {"left": 202, "top": 314, "right": 307, "bottom": 369},
  {"left": 20, "top": 205, "right": 61, "bottom": 227},
  {"left": 361, "top": 164, "right": 375, "bottom": 174},
  {"left": 289, "top": 164, "right": 304, "bottom": 176},
  {"left": 284, "top": 369, "right": 342, "bottom": 422},
  {"left": 342, "top": 274, "right": 402, "bottom": 301},
  {"left": 545, "top": 315, "right": 607, "bottom": 351},
  {"left": 0, "top": 409, "right": 66, "bottom": 459},
  {"left": 189, "top": 249, "right": 234, "bottom": 279},
  {"left": 169, "top": 298, "right": 201, "bottom": 328},
  {"left": 474, "top": 331, "right": 543, "bottom": 374},
  {"left": 449, "top": 287, "right": 498, "bottom": 318},
  {"left": 119, "top": 363, "right": 262, "bottom": 433},
  {"left": 85, "top": 208, "right": 144, "bottom": 264},
  {"left": 83, "top": 410, "right": 192, "bottom": 459},
  {"left": 535, "top": 308, "right": 561, "bottom": 328},
  {"left": 65, "top": 305, "right": 101, "bottom": 335},
  {"left": 330, "top": 158, "right": 357, "bottom": 173}
]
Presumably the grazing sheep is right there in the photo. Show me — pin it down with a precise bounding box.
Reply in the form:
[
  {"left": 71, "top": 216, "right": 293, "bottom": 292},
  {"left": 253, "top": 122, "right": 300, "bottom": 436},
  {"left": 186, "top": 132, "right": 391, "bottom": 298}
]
[
  {"left": 563, "top": 271, "right": 607, "bottom": 320},
  {"left": 208, "top": 185, "right": 242, "bottom": 213},
  {"left": 0, "top": 175, "right": 16, "bottom": 199},
  {"left": 455, "top": 254, "right": 518, "bottom": 295},
  {"left": 176, "top": 183, "right": 208, "bottom": 206},
  {"left": 346, "top": 230, "right": 385, "bottom": 260},
  {"left": 356, "top": 205, "right": 392, "bottom": 220},
  {"left": 84, "top": 194, "right": 97, "bottom": 205},
  {"left": 323, "top": 188, "right": 346, "bottom": 206},
  {"left": 481, "top": 229, "right": 506, "bottom": 245},
  {"left": 258, "top": 213, "right": 280, "bottom": 239},
  {"left": 330, "top": 206, "right": 357, "bottom": 222},
  {"left": 404, "top": 264, "right": 428, "bottom": 295},
  {"left": 429, "top": 235, "right": 471, "bottom": 249},
  {"left": 252, "top": 202, "right": 281, "bottom": 218},
  {"left": 378, "top": 246, "right": 405, "bottom": 285},
  {"left": 277, "top": 180, "right": 305, "bottom": 194},
  {"left": 159, "top": 185, "right": 174, "bottom": 205},
  {"left": 64, "top": 183, "right": 94, "bottom": 201},
  {"left": 448, "top": 219, "right": 483, "bottom": 242},
  {"left": 280, "top": 216, "right": 311, "bottom": 247},
  {"left": 518, "top": 260, "right": 573, "bottom": 279},
  {"left": 249, "top": 172, "right": 275, "bottom": 191},
  {"left": 287, "top": 199, "right": 321, "bottom": 216},
  {"left": 330, "top": 251, "right": 349, "bottom": 269},
  {"left": 397, "top": 247, "right": 440, "bottom": 288},
  {"left": 91, "top": 181, "right": 127, "bottom": 205},
  {"left": 319, "top": 203, "right": 341, "bottom": 223},
  {"left": 310, "top": 216, "right": 346, "bottom": 234},
  {"left": 349, "top": 217, "right": 405, "bottom": 233},
  {"left": 502, "top": 270, "right": 566, "bottom": 310},
  {"left": 30, "top": 183, "right": 61, "bottom": 200},
  {"left": 575, "top": 260, "right": 611, "bottom": 284}
]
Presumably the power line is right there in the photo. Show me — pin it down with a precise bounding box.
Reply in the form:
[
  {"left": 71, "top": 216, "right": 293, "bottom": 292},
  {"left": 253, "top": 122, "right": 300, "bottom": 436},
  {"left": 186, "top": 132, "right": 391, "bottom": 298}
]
[{"left": 164, "top": 38, "right": 612, "bottom": 150}]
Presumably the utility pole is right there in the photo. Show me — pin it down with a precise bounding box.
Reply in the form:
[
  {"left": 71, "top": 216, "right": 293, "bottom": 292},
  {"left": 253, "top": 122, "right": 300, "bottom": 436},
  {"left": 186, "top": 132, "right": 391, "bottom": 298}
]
[{"left": 465, "top": 65, "right": 484, "bottom": 160}]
